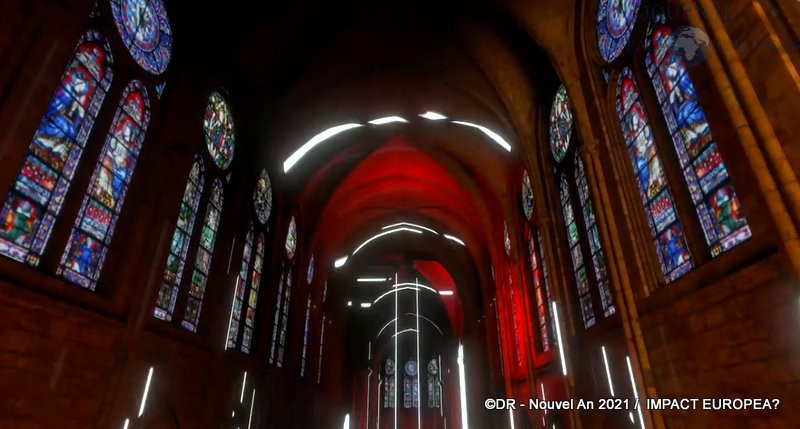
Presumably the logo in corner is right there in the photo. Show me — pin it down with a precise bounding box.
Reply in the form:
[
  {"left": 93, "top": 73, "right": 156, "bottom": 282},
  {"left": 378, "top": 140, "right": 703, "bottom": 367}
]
[{"left": 671, "top": 25, "right": 711, "bottom": 67}]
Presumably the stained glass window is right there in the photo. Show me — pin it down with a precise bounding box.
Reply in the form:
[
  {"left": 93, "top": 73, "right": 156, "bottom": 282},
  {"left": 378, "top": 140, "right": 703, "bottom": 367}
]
[
  {"left": 269, "top": 263, "right": 286, "bottom": 364},
  {"left": 0, "top": 31, "right": 113, "bottom": 266},
  {"left": 596, "top": 0, "right": 641, "bottom": 63},
  {"left": 285, "top": 216, "right": 297, "bottom": 259},
  {"left": 527, "top": 232, "right": 550, "bottom": 352},
  {"left": 317, "top": 281, "right": 327, "bottom": 384},
  {"left": 203, "top": 92, "right": 235, "bottom": 170},
  {"left": 154, "top": 156, "right": 204, "bottom": 321},
  {"left": 155, "top": 81, "right": 165, "bottom": 99},
  {"left": 645, "top": 15, "right": 751, "bottom": 256},
  {"left": 537, "top": 231, "right": 556, "bottom": 346},
  {"left": 300, "top": 291, "right": 312, "bottom": 376},
  {"left": 427, "top": 358, "right": 442, "bottom": 408},
  {"left": 384, "top": 359, "right": 396, "bottom": 408},
  {"left": 110, "top": 0, "right": 172, "bottom": 75},
  {"left": 253, "top": 169, "right": 272, "bottom": 225},
  {"left": 307, "top": 254, "right": 315, "bottom": 284},
  {"left": 503, "top": 221, "right": 511, "bottom": 256},
  {"left": 277, "top": 265, "right": 293, "bottom": 367},
  {"left": 242, "top": 233, "right": 265, "bottom": 353},
  {"left": 574, "top": 155, "right": 616, "bottom": 316},
  {"left": 227, "top": 224, "right": 254, "bottom": 349},
  {"left": 560, "top": 175, "right": 596, "bottom": 328},
  {"left": 549, "top": 86, "right": 573, "bottom": 163},
  {"left": 181, "top": 178, "right": 223, "bottom": 332},
  {"left": 521, "top": 170, "right": 534, "bottom": 220},
  {"left": 58, "top": 81, "right": 150, "bottom": 290},
  {"left": 506, "top": 268, "right": 522, "bottom": 369},
  {"left": 616, "top": 68, "right": 694, "bottom": 281},
  {"left": 403, "top": 360, "right": 419, "bottom": 408}
]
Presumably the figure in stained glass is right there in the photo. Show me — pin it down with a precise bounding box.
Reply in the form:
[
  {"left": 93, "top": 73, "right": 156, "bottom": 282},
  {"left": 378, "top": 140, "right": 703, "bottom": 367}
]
[
  {"left": 203, "top": 92, "right": 235, "bottom": 170},
  {"left": 596, "top": 0, "right": 642, "bottom": 62},
  {"left": 110, "top": 0, "right": 173, "bottom": 75}
]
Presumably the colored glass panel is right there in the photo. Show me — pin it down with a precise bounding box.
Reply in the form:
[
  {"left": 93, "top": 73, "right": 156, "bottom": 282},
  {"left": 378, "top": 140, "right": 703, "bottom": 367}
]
[
  {"left": 110, "top": 0, "right": 172, "bottom": 74},
  {"left": 269, "top": 263, "right": 286, "bottom": 364},
  {"left": 241, "top": 232, "right": 265, "bottom": 353},
  {"left": 226, "top": 224, "right": 253, "bottom": 349},
  {"left": 521, "top": 170, "right": 534, "bottom": 219},
  {"left": 285, "top": 216, "right": 297, "bottom": 259},
  {"left": 616, "top": 67, "right": 694, "bottom": 281},
  {"left": 549, "top": 86, "right": 573, "bottom": 162},
  {"left": 58, "top": 81, "right": 150, "bottom": 290},
  {"left": 277, "top": 266, "right": 293, "bottom": 367},
  {"left": 307, "top": 254, "right": 315, "bottom": 284},
  {"left": 560, "top": 175, "right": 596, "bottom": 328},
  {"left": 253, "top": 169, "right": 272, "bottom": 224},
  {"left": 300, "top": 292, "right": 312, "bottom": 376},
  {"left": 203, "top": 92, "right": 235, "bottom": 170},
  {"left": 506, "top": 268, "right": 522, "bottom": 370},
  {"left": 574, "top": 155, "right": 616, "bottom": 316},
  {"left": 645, "top": 16, "right": 751, "bottom": 256},
  {"left": 528, "top": 232, "right": 550, "bottom": 352},
  {"left": 597, "top": 0, "right": 641, "bottom": 62},
  {"left": 181, "top": 178, "right": 223, "bottom": 331},
  {"left": 0, "top": 32, "right": 113, "bottom": 266},
  {"left": 154, "top": 156, "right": 204, "bottom": 321},
  {"left": 317, "top": 281, "right": 327, "bottom": 384}
]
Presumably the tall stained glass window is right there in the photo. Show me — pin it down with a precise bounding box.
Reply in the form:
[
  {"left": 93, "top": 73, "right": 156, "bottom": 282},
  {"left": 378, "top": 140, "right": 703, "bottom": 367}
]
[
  {"left": 644, "top": 14, "right": 751, "bottom": 255},
  {"left": 0, "top": 31, "right": 113, "bottom": 266},
  {"left": 317, "top": 281, "right": 328, "bottom": 384},
  {"left": 227, "top": 224, "right": 254, "bottom": 349},
  {"left": 155, "top": 157, "right": 204, "bottom": 321},
  {"left": 276, "top": 267, "right": 293, "bottom": 367},
  {"left": 254, "top": 169, "right": 272, "bottom": 225},
  {"left": 551, "top": 85, "right": 615, "bottom": 329},
  {"left": 596, "top": 0, "right": 641, "bottom": 63},
  {"left": 521, "top": 170, "right": 535, "bottom": 220},
  {"left": 242, "top": 233, "right": 265, "bottom": 353},
  {"left": 616, "top": 68, "right": 694, "bottom": 281},
  {"left": 58, "top": 81, "right": 151, "bottom": 290},
  {"left": 181, "top": 178, "right": 223, "bottom": 332},
  {"left": 285, "top": 216, "right": 297, "bottom": 259},
  {"left": 110, "top": 0, "right": 173, "bottom": 75},
  {"left": 269, "top": 263, "right": 286, "bottom": 365},
  {"left": 300, "top": 291, "right": 312, "bottom": 376}
]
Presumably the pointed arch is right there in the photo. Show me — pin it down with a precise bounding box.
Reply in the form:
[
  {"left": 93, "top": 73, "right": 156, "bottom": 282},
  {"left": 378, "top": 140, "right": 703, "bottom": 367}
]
[
  {"left": 58, "top": 81, "right": 151, "bottom": 290},
  {"left": 0, "top": 31, "right": 113, "bottom": 266}
]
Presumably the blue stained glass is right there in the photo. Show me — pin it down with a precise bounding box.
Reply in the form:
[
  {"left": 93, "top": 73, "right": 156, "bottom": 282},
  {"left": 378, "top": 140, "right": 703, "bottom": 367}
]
[
  {"left": 155, "top": 81, "right": 166, "bottom": 99},
  {"left": 0, "top": 32, "right": 113, "bottom": 266},
  {"left": 549, "top": 86, "right": 573, "bottom": 162},
  {"left": 597, "top": 0, "right": 642, "bottom": 62},
  {"left": 269, "top": 264, "right": 286, "bottom": 364},
  {"left": 110, "top": 0, "right": 172, "bottom": 75},
  {"left": 277, "top": 267, "right": 293, "bottom": 367},
  {"left": 522, "top": 170, "right": 534, "bottom": 219},
  {"left": 616, "top": 67, "right": 693, "bottom": 282},
  {"left": 645, "top": 14, "right": 751, "bottom": 256},
  {"left": 182, "top": 178, "right": 223, "bottom": 332},
  {"left": 58, "top": 81, "right": 150, "bottom": 290}
]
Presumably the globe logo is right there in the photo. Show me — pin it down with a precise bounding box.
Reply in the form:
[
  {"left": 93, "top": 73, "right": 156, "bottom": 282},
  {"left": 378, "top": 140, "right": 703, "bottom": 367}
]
[{"left": 672, "top": 25, "right": 711, "bottom": 67}]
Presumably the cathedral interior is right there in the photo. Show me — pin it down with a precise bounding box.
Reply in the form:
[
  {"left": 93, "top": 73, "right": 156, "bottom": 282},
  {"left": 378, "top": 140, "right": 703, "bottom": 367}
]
[{"left": 1, "top": 0, "right": 800, "bottom": 428}]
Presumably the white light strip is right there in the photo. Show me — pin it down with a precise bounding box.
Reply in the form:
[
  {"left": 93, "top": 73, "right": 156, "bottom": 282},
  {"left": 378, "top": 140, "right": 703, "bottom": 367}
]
[
  {"left": 404, "top": 312, "right": 444, "bottom": 335},
  {"left": 509, "top": 408, "right": 515, "bottom": 429},
  {"left": 360, "top": 303, "right": 372, "bottom": 308},
  {"left": 377, "top": 318, "right": 397, "bottom": 337},
  {"left": 393, "top": 328, "right": 418, "bottom": 338},
  {"left": 283, "top": 123, "right": 364, "bottom": 172},
  {"left": 247, "top": 389, "right": 256, "bottom": 429},
  {"left": 334, "top": 256, "right": 348, "bottom": 268},
  {"left": 458, "top": 343, "right": 469, "bottom": 429},
  {"left": 138, "top": 367, "right": 154, "bottom": 417},
  {"left": 415, "top": 279, "right": 421, "bottom": 429},
  {"left": 347, "top": 301, "right": 352, "bottom": 307},
  {"left": 439, "top": 290, "right": 454, "bottom": 296},
  {"left": 420, "top": 111, "right": 447, "bottom": 121},
  {"left": 626, "top": 356, "right": 647, "bottom": 429},
  {"left": 373, "top": 286, "right": 419, "bottom": 304},
  {"left": 540, "top": 383, "right": 547, "bottom": 417},
  {"left": 382, "top": 222, "right": 439, "bottom": 235},
  {"left": 358, "top": 277, "right": 389, "bottom": 282},
  {"left": 393, "top": 282, "right": 438, "bottom": 294},
  {"left": 367, "top": 342, "right": 372, "bottom": 429},
  {"left": 352, "top": 227, "right": 423, "bottom": 255},
  {"left": 369, "top": 116, "right": 408, "bottom": 125},
  {"left": 451, "top": 121, "right": 512, "bottom": 152},
  {"left": 601, "top": 347, "right": 615, "bottom": 397},
  {"left": 343, "top": 413, "right": 350, "bottom": 429},
  {"left": 443, "top": 234, "right": 465, "bottom": 246},
  {"left": 552, "top": 302, "right": 567, "bottom": 376},
  {"left": 123, "top": 418, "right": 130, "bottom": 429},
  {"left": 240, "top": 371, "right": 247, "bottom": 403}
]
